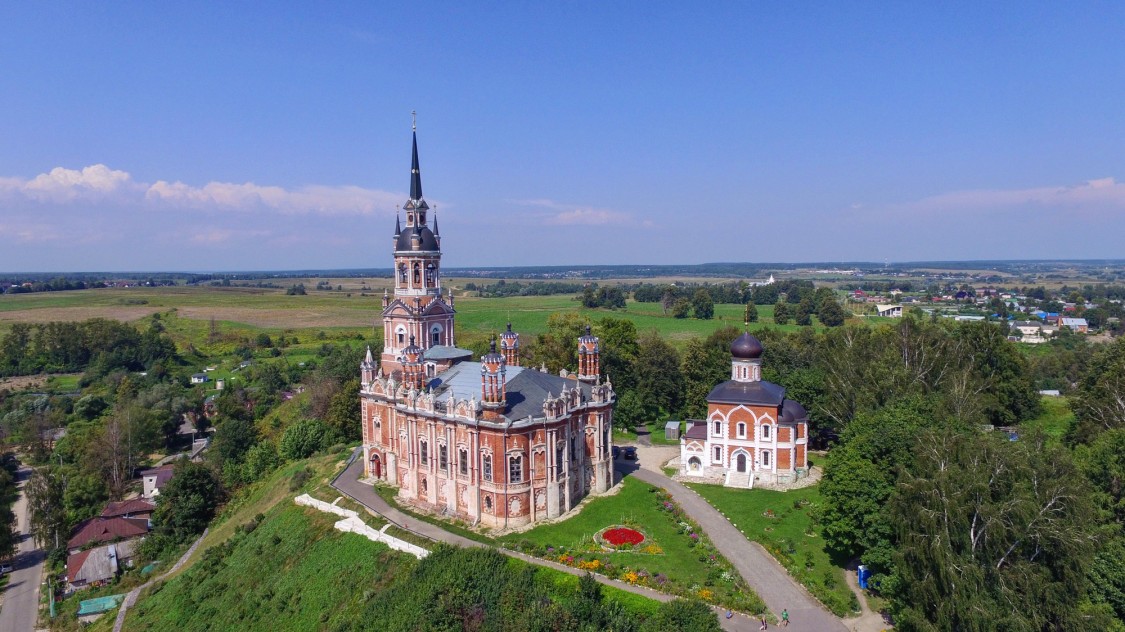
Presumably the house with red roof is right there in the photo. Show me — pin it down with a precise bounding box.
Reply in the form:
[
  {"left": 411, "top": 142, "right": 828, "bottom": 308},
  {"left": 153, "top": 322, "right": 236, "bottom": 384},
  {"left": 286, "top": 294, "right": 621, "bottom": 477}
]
[{"left": 67, "top": 516, "right": 149, "bottom": 555}]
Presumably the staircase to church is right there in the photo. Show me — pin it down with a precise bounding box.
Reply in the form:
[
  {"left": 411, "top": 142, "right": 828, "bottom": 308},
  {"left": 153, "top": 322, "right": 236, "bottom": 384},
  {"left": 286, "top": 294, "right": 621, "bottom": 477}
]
[{"left": 724, "top": 470, "right": 754, "bottom": 489}]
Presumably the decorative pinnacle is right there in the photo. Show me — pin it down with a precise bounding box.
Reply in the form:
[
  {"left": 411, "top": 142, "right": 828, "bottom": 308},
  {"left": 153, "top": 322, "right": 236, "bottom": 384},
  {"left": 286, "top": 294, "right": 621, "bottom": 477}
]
[{"left": 412, "top": 110, "right": 416, "bottom": 131}]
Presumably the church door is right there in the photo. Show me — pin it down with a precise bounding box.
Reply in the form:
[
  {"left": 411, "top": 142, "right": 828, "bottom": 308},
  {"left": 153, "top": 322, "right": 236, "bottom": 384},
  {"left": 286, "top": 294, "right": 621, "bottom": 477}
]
[
  {"left": 736, "top": 453, "right": 747, "bottom": 473},
  {"left": 371, "top": 454, "right": 382, "bottom": 478}
]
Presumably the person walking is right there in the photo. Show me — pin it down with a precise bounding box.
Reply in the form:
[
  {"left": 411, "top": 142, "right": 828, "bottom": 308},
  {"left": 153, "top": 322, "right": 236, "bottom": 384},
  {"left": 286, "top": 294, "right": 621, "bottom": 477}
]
[
  {"left": 781, "top": 609, "right": 789, "bottom": 627},
  {"left": 759, "top": 615, "right": 768, "bottom": 630}
]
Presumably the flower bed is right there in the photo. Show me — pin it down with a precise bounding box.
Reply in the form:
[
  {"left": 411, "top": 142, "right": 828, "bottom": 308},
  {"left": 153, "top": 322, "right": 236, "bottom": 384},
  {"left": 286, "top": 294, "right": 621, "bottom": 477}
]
[{"left": 601, "top": 526, "right": 645, "bottom": 546}]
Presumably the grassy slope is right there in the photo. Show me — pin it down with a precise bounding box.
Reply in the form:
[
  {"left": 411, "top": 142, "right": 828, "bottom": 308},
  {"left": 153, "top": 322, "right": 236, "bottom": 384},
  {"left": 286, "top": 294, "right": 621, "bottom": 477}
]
[
  {"left": 1021, "top": 395, "right": 1074, "bottom": 441},
  {"left": 684, "top": 483, "right": 858, "bottom": 617}
]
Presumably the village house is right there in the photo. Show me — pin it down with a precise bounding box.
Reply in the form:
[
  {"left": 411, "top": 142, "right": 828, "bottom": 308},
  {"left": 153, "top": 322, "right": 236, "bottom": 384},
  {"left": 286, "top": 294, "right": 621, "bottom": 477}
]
[
  {"left": 140, "top": 463, "right": 176, "bottom": 498},
  {"left": 679, "top": 333, "right": 810, "bottom": 487},
  {"left": 359, "top": 125, "right": 615, "bottom": 529},
  {"left": 875, "top": 304, "right": 903, "bottom": 318},
  {"left": 66, "top": 541, "right": 139, "bottom": 591},
  {"left": 1060, "top": 317, "right": 1089, "bottom": 333}
]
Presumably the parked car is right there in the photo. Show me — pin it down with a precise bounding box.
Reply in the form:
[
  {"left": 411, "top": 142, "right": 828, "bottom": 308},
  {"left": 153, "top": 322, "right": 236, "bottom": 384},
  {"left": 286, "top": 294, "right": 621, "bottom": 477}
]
[
  {"left": 622, "top": 446, "right": 637, "bottom": 460},
  {"left": 611, "top": 446, "right": 620, "bottom": 460},
  {"left": 0, "top": 564, "right": 13, "bottom": 574}
]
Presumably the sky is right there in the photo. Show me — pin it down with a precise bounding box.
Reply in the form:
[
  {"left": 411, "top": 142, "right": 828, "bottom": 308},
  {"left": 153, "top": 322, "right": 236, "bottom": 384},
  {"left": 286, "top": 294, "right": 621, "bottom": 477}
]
[{"left": 2, "top": 3, "right": 1124, "bottom": 272}]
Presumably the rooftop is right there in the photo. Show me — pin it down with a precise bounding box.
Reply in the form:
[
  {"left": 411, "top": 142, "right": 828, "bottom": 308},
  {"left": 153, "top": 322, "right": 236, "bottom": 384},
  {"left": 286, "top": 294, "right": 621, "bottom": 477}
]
[{"left": 424, "top": 362, "right": 599, "bottom": 423}]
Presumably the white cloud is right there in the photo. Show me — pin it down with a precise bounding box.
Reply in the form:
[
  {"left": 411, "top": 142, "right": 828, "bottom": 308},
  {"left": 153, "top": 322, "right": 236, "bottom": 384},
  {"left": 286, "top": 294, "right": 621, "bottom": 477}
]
[
  {"left": 514, "top": 198, "right": 645, "bottom": 227},
  {"left": 895, "top": 177, "right": 1125, "bottom": 216},
  {"left": 1, "top": 164, "right": 403, "bottom": 216}
]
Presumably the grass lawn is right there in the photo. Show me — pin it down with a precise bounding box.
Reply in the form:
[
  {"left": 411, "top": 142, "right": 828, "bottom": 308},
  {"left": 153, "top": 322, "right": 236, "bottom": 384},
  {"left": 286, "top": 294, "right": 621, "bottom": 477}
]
[
  {"left": 1022, "top": 395, "right": 1074, "bottom": 441},
  {"left": 500, "top": 477, "right": 766, "bottom": 613},
  {"left": 684, "top": 483, "right": 859, "bottom": 617}
]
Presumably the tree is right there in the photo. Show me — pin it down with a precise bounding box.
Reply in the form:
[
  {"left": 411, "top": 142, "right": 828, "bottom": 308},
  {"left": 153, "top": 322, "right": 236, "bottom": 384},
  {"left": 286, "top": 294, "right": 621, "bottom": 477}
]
[
  {"left": 596, "top": 318, "right": 639, "bottom": 390},
  {"left": 1070, "top": 337, "right": 1125, "bottom": 444},
  {"left": 151, "top": 460, "right": 223, "bottom": 540},
  {"left": 679, "top": 327, "right": 739, "bottom": 419},
  {"left": 211, "top": 416, "right": 259, "bottom": 465},
  {"left": 641, "top": 599, "right": 721, "bottom": 632},
  {"left": 280, "top": 418, "right": 335, "bottom": 460},
  {"left": 671, "top": 298, "right": 692, "bottom": 319},
  {"left": 691, "top": 289, "right": 714, "bottom": 320},
  {"left": 26, "top": 469, "right": 66, "bottom": 550},
  {"left": 0, "top": 506, "right": 16, "bottom": 561},
  {"left": 818, "top": 297, "right": 846, "bottom": 327},
  {"left": 795, "top": 297, "right": 815, "bottom": 326},
  {"left": 531, "top": 312, "right": 590, "bottom": 373},
  {"left": 773, "top": 301, "right": 791, "bottom": 325},
  {"left": 888, "top": 430, "right": 1097, "bottom": 630},
  {"left": 634, "top": 332, "right": 684, "bottom": 417},
  {"left": 326, "top": 379, "right": 361, "bottom": 441},
  {"left": 744, "top": 302, "right": 758, "bottom": 324}
]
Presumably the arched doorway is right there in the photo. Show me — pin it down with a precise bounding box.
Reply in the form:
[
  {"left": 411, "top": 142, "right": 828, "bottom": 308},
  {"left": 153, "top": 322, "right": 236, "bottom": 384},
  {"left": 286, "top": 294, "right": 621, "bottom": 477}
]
[
  {"left": 736, "top": 452, "right": 747, "bottom": 473},
  {"left": 688, "top": 456, "right": 702, "bottom": 472},
  {"left": 370, "top": 453, "right": 382, "bottom": 478}
]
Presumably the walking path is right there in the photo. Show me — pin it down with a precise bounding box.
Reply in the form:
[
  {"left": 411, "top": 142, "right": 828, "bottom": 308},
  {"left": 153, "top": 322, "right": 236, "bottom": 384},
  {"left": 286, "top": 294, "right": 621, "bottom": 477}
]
[
  {"left": 0, "top": 467, "right": 47, "bottom": 632},
  {"left": 112, "top": 528, "right": 209, "bottom": 632},
  {"left": 332, "top": 457, "right": 846, "bottom": 631}
]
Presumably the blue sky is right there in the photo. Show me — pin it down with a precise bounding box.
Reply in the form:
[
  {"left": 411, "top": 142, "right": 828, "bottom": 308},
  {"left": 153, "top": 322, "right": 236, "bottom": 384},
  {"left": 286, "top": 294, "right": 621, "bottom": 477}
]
[{"left": 2, "top": 3, "right": 1124, "bottom": 272}]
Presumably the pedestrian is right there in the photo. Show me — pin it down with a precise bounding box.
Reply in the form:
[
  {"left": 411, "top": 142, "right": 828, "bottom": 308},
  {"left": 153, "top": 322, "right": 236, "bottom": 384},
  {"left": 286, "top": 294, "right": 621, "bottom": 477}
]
[
  {"left": 726, "top": 610, "right": 733, "bottom": 620},
  {"left": 759, "top": 615, "right": 768, "bottom": 630},
  {"left": 781, "top": 609, "right": 789, "bottom": 627}
]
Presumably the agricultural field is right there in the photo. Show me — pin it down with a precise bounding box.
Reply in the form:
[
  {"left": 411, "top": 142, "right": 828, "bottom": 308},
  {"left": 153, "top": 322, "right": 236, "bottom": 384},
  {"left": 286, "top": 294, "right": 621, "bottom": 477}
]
[{"left": 0, "top": 285, "right": 825, "bottom": 348}]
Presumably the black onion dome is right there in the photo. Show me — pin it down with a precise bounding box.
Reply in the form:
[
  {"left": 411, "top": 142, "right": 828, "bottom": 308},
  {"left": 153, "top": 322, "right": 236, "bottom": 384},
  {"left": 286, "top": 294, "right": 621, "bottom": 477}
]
[
  {"left": 395, "top": 225, "right": 439, "bottom": 251},
  {"left": 780, "top": 399, "right": 808, "bottom": 423},
  {"left": 482, "top": 337, "right": 504, "bottom": 366},
  {"left": 730, "top": 332, "right": 764, "bottom": 360}
]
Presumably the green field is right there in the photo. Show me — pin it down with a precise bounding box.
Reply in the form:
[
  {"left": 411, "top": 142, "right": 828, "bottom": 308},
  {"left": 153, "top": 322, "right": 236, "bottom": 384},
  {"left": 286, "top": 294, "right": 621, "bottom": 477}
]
[
  {"left": 684, "top": 482, "right": 859, "bottom": 617},
  {"left": 1022, "top": 395, "right": 1074, "bottom": 441},
  {"left": 0, "top": 285, "right": 824, "bottom": 349}
]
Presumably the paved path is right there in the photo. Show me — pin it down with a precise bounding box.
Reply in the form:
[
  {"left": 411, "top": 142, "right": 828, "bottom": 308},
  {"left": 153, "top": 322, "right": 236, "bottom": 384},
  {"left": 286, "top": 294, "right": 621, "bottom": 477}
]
[
  {"left": 628, "top": 466, "right": 846, "bottom": 632},
  {"left": 112, "top": 528, "right": 209, "bottom": 632},
  {"left": 331, "top": 459, "right": 768, "bottom": 631},
  {"left": 0, "top": 467, "right": 46, "bottom": 632}
]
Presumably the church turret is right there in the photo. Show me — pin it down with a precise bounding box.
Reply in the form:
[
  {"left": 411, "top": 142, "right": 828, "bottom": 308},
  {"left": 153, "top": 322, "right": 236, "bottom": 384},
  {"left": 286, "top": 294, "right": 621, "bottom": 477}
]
[
  {"left": 577, "top": 325, "right": 600, "bottom": 383},
  {"left": 500, "top": 322, "right": 520, "bottom": 367},
  {"left": 361, "top": 345, "right": 376, "bottom": 385},
  {"left": 401, "top": 335, "right": 425, "bottom": 391},
  {"left": 480, "top": 337, "right": 506, "bottom": 409},
  {"left": 730, "top": 332, "right": 763, "bottom": 382}
]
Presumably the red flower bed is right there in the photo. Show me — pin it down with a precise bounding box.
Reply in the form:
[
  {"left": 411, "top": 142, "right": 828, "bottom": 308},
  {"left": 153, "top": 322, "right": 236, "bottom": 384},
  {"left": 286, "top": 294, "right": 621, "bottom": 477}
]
[{"left": 602, "top": 527, "right": 645, "bottom": 546}]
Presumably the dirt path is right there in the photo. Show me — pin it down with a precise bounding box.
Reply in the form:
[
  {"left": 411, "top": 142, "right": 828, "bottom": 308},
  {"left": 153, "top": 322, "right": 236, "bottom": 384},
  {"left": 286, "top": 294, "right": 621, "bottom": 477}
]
[{"left": 112, "top": 528, "right": 209, "bottom": 632}]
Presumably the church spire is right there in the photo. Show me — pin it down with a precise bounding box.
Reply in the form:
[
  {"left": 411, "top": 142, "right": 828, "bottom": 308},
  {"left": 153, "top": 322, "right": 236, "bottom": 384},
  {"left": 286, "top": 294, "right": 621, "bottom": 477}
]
[{"left": 409, "top": 112, "right": 423, "bottom": 202}]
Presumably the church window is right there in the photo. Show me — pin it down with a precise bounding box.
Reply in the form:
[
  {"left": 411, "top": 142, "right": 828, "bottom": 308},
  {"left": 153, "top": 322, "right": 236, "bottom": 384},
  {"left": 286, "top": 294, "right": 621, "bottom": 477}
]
[
  {"left": 439, "top": 444, "right": 448, "bottom": 471},
  {"left": 570, "top": 435, "right": 577, "bottom": 461},
  {"left": 482, "top": 454, "right": 493, "bottom": 481},
  {"left": 413, "top": 263, "right": 421, "bottom": 284},
  {"left": 426, "top": 263, "right": 435, "bottom": 286},
  {"left": 509, "top": 455, "right": 524, "bottom": 483},
  {"left": 419, "top": 440, "right": 428, "bottom": 465},
  {"left": 762, "top": 425, "right": 771, "bottom": 440},
  {"left": 762, "top": 450, "right": 771, "bottom": 467},
  {"left": 737, "top": 422, "right": 746, "bottom": 438},
  {"left": 713, "top": 446, "right": 722, "bottom": 463},
  {"left": 713, "top": 420, "right": 722, "bottom": 436},
  {"left": 556, "top": 445, "right": 564, "bottom": 477},
  {"left": 399, "top": 264, "right": 407, "bottom": 283},
  {"left": 484, "top": 495, "right": 493, "bottom": 512},
  {"left": 458, "top": 448, "right": 468, "bottom": 475},
  {"left": 397, "top": 327, "right": 406, "bottom": 345}
]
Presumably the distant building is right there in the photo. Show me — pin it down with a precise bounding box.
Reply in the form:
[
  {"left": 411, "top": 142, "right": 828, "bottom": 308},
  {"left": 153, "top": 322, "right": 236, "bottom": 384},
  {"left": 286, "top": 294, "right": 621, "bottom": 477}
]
[
  {"left": 1060, "top": 317, "right": 1089, "bottom": 333},
  {"left": 190, "top": 373, "right": 209, "bottom": 384},
  {"left": 67, "top": 541, "right": 139, "bottom": 591},
  {"left": 875, "top": 304, "right": 903, "bottom": 318},
  {"left": 359, "top": 124, "right": 615, "bottom": 529},
  {"left": 1011, "top": 321, "right": 1047, "bottom": 343},
  {"left": 140, "top": 464, "right": 176, "bottom": 498},
  {"left": 67, "top": 516, "right": 149, "bottom": 555},
  {"left": 679, "top": 333, "right": 809, "bottom": 487}
]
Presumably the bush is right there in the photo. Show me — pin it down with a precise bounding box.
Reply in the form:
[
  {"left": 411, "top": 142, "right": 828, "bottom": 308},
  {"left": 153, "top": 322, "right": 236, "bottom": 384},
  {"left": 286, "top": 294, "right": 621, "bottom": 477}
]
[
  {"left": 289, "top": 467, "right": 313, "bottom": 492},
  {"left": 279, "top": 419, "right": 335, "bottom": 460}
]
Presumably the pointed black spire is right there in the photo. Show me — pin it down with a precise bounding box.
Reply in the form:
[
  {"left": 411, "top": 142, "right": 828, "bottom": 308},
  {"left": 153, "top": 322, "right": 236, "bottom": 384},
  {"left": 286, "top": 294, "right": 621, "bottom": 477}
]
[
  {"left": 409, "top": 130, "right": 423, "bottom": 201},
  {"left": 394, "top": 212, "right": 401, "bottom": 236},
  {"left": 433, "top": 211, "right": 439, "bottom": 235}
]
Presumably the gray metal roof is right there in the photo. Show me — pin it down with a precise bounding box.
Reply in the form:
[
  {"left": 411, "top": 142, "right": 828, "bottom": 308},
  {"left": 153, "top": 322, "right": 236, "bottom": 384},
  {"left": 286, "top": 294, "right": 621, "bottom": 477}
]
[
  {"left": 426, "top": 362, "right": 594, "bottom": 423},
  {"left": 706, "top": 379, "right": 786, "bottom": 406},
  {"left": 423, "top": 345, "right": 474, "bottom": 361},
  {"left": 395, "top": 225, "right": 439, "bottom": 252}
]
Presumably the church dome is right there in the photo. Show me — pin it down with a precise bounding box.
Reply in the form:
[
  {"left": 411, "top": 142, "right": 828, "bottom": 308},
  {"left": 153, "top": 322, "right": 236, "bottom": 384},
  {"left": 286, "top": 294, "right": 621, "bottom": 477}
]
[
  {"left": 730, "top": 332, "right": 763, "bottom": 360},
  {"left": 396, "top": 225, "right": 439, "bottom": 252}
]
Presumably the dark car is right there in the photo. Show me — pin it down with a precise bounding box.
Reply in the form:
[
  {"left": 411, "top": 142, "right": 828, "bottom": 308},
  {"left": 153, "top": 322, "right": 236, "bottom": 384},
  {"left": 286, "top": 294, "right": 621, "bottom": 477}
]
[
  {"left": 622, "top": 446, "right": 637, "bottom": 460},
  {"left": 612, "top": 446, "right": 621, "bottom": 460}
]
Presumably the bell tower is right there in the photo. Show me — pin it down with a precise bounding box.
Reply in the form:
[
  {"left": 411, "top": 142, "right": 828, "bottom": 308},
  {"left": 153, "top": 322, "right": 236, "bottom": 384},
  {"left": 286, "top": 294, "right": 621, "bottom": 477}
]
[{"left": 381, "top": 114, "right": 457, "bottom": 374}]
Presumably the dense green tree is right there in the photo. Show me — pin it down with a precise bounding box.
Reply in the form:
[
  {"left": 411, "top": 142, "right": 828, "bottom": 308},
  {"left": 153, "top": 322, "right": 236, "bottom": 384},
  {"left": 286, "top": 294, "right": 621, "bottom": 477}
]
[
  {"left": 1070, "top": 337, "right": 1125, "bottom": 444},
  {"left": 691, "top": 289, "right": 714, "bottom": 320},
  {"left": 241, "top": 441, "right": 281, "bottom": 483},
  {"left": 744, "top": 302, "right": 758, "bottom": 323},
  {"left": 212, "top": 417, "right": 259, "bottom": 465},
  {"left": 596, "top": 317, "right": 639, "bottom": 390},
  {"left": 26, "top": 468, "right": 67, "bottom": 550},
  {"left": 818, "top": 297, "right": 846, "bottom": 327},
  {"left": 794, "top": 297, "right": 815, "bottom": 326},
  {"left": 773, "top": 301, "right": 791, "bottom": 325},
  {"left": 531, "top": 312, "right": 590, "bottom": 373},
  {"left": 640, "top": 599, "right": 721, "bottom": 632},
  {"left": 889, "top": 430, "right": 1097, "bottom": 631},
  {"left": 0, "top": 505, "right": 16, "bottom": 561},
  {"left": 671, "top": 298, "right": 692, "bottom": 319},
  {"left": 326, "top": 378, "right": 362, "bottom": 441},
  {"left": 679, "top": 327, "right": 740, "bottom": 420},
  {"left": 280, "top": 418, "right": 336, "bottom": 460},
  {"left": 152, "top": 460, "right": 223, "bottom": 540},
  {"left": 634, "top": 332, "right": 684, "bottom": 417}
]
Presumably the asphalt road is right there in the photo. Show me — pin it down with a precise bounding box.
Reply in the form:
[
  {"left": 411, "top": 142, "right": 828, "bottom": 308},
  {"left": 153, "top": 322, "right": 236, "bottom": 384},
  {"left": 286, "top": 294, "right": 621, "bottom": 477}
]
[{"left": 0, "top": 467, "right": 46, "bottom": 632}]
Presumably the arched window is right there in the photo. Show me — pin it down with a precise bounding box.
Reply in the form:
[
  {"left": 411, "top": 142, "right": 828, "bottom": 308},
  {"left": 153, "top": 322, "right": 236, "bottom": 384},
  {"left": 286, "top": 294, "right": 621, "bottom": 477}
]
[
  {"left": 439, "top": 444, "right": 448, "bottom": 471},
  {"left": 737, "top": 422, "right": 746, "bottom": 438},
  {"left": 762, "top": 450, "right": 771, "bottom": 467},
  {"left": 413, "top": 263, "right": 421, "bottom": 284},
  {"left": 419, "top": 440, "right": 428, "bottom": 465},
  {"left": 482, "top": 454, "right": 493, "bottom": 481},
  {"left": 458, "top": 448, "right": 468, "bottom": 475},
  {"left": 399, "top": 264, "right": 407, "bottom": 283},
  {"left": 484, "top": 495, "right": 493, "bottom": 512},
  {"left": 396, "top": 327, "right": 406, "bottom": 346},
  {"left": 713, "top": 420, "right": 722, "bottom": 436},
  {"left": 762, "top": 425, "right": 771, "bottom": 440},
  {"left": 713, "top": 446, "right": 722, "bottom": 463},
  {"left": 509, "top": 455, "right": 524, "bottom": 483},
  {"left": 556, "top": 445, "right": 564, "bottom": 477},
  {"left": 431, "top": 325, "right": 442, "bottom": 346}
]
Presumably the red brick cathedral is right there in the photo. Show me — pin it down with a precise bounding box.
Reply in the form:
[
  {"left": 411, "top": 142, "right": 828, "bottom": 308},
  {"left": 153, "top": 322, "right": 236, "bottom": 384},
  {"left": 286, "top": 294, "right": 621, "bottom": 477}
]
[{"left": 360, "top": 124, "right": 616, "bottom": 528}]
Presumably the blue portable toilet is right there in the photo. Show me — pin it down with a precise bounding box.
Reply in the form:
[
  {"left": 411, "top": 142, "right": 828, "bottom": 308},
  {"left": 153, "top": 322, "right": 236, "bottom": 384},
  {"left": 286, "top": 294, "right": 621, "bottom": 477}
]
[
  {"left": 1008, "top": 431, "right": 1018, "bottom": 442},
  {"left": 857, "top": 565, "right": 870, "bottom": 589}
]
